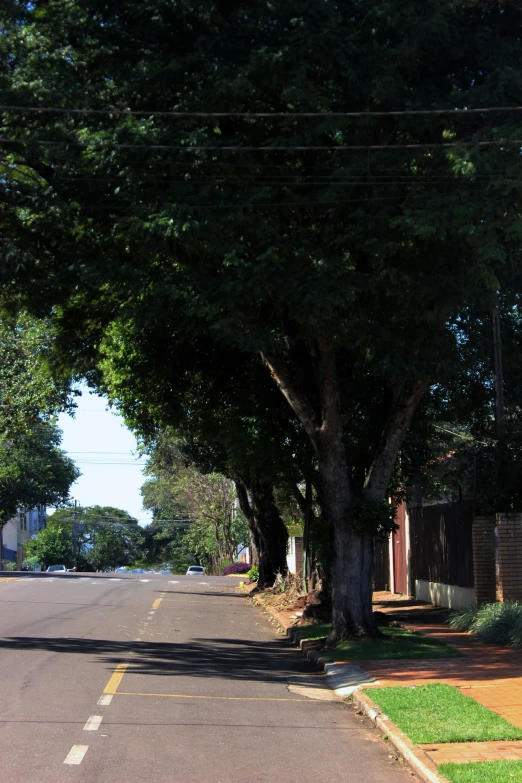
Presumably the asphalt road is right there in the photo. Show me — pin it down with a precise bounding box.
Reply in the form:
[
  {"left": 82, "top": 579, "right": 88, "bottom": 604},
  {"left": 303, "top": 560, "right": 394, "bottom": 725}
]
[{"left": 0, "top": 573, "right": 416, "bottom": 782}]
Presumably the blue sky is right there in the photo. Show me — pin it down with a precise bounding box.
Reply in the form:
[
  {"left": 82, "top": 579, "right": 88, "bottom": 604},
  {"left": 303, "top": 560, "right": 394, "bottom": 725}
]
[{"left": 55, "top": 388, "right": 152, "bottom": 525}]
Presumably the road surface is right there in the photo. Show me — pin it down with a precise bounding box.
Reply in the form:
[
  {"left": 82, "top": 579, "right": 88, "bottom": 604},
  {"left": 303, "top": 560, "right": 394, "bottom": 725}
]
[{"left": 0, "top": 573, "right": 415, "bottom": 782}]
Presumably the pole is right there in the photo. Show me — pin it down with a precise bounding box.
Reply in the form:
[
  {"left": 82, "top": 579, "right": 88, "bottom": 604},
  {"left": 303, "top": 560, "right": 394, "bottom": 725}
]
[
  {"left": 72, "top": 500, "right": 78, "bottom": 568},
  {"left": 492, "top": 306, "right": 505, "bottom": 431}
]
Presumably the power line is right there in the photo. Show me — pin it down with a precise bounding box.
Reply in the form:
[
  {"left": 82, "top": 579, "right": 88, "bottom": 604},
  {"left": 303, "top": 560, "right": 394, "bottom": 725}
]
[
  {"left": 8, "top": 174, "right": 522, "bottom": 185},
  {"left": 66, "top": 451, "right": 144, "bottom": 454},
  {"left": 3, "top": 104, "right": 522, "bottom": 117},
  {"left": 2, "top": 137, "right": 522, "bottom": 151},
  {"left": 17, "top": 191, "right": 511, "bottom": 212},
  {"left": 432, "top": 423, "right": 489, "bottom": 446}
]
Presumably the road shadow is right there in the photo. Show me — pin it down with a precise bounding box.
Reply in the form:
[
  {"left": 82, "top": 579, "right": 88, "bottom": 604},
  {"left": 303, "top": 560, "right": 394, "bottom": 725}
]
[
  {"left": 158, "top": 590, "right": 244, "bottom": 599},
  {"left": 0, "top": 634, "right": 316, "bottom": 681}
]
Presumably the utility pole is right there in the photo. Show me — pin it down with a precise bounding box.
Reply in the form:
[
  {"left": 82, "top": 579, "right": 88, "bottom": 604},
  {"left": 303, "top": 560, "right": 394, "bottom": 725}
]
[
  {"left": 72, "top": 500, "right": 78, "bottom": 568},
  {"left": 492, "top": 306, "right": 505, "bottom": 431}
]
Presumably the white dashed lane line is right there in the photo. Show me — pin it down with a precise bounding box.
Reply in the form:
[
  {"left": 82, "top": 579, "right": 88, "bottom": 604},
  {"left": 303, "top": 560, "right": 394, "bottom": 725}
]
[
  {"left": 63, "top": 745, "right": 89, "bottom": 765},
  {"left": 84, "top": 715, "right": 103, "bottom": 731},
  {"left": 98, "top": 694, "right": 113, "bottom": 706}
]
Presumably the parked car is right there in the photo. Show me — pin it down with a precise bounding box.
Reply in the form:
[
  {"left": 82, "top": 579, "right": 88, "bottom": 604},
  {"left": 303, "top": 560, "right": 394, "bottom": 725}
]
[
  {"left": 186, "top": 566, "right": 206, "bottom": 576},
  {"left": 46, "top": 564, "right": 67, "bottom": 573}
]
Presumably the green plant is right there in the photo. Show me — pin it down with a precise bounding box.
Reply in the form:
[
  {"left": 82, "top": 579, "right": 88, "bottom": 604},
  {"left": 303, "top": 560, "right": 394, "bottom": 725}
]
[
  {"left": 22, "top": 556, "right": 40, "bottom": 570},
  {"left": 4, "top": 561, "right": 17, "bottom": 571},
  {"left": 449, "top": 605, "right": 481, "bottom": 631},
  {"left": 368, "top": 684, "right": 522, "bottom": 744},
  {"left": 450, "top": 602, "right": 522, "bottom": 648},
  {"left": 440, "top": 761, "right": 522, "bottom": 783},
  {"left": 247, "top": 565, "right": 259, "bottom": 582}
]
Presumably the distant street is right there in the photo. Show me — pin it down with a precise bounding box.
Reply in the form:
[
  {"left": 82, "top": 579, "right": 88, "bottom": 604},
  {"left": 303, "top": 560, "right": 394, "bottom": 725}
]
[{"left": 0, "top": 574, "right": 414, "bottom": 782}]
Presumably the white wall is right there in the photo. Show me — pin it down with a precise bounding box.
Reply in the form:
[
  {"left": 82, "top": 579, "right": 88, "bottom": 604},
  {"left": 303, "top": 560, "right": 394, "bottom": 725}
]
[
  {"left": 2, "top": 520, "right": 18, "bottom": 560},
  {"left": 415, "top": 579, "right": 475, "bottom": 610},
  {"left": 287, "top": 537, "right": 297, "bottom": 574}
]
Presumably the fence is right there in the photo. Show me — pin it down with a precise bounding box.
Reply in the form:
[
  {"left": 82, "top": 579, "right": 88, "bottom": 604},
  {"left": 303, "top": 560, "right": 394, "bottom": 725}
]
[{"left": 409, "top": 502, "right": 474, "bottom": 589}]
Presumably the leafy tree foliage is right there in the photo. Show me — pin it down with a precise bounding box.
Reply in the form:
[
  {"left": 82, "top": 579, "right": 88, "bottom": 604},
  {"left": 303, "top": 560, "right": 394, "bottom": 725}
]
[
  {"left": 142, "top": 436, "right": 249, "bottom": 571},
  {"left": 24, "top": 515, "right": 75, "bottom": 569},
  {"left": 3, "top": 0, "right": 522, "bottom": 637},
  {"left": 0, "top": 314, "right": 79, "bottom": 524},
  {"left": 26, "top": 505, "right": 144, "bottom": 571}
]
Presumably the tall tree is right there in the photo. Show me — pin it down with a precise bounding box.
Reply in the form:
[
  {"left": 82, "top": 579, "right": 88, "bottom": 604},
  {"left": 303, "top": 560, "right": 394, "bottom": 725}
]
[
  {"left": 0, "top": 315, "right": 79, "bottom": 526},
  {"left": 142, "top": 437, "right": 248, "bottom": 568},
  {"left": 26, "top": 505, "right": 144, "bottom": 571},
  {"left": 3, "top": 0, "right": 522, "bottom": 638}
]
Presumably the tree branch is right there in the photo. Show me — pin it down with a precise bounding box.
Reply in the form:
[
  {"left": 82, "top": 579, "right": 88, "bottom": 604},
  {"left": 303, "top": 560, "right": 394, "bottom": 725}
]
[
  {"left": 316, "top": 334, "right": 343, "bottom": 436},
  {"left": 364, "top": 377, "right": 429, "bottom": 501},
  {"left": 289, "top": 482, "right": 318, "bottom": 521},
  {"left": 261, "top": 351, "right": 320, "bottom": 447},
  {"left": 234, "top": 477, "right": 253, "bottom": 522}
]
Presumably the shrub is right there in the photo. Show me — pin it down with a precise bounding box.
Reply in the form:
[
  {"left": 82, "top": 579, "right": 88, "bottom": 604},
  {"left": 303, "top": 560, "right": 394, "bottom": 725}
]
[
  {"left": 450, "top": 602, "right": 522, "bottom": 648},
  {"left": 449, "top": 605, "right": 480, "bottom": 631},
  {"left": 221, "top": 562, "right": 251, "bottom": 576},
  {"left": 4, "top": 561, "right": 17, "bottom": 571},
  {"left": 247, "top": 565, "right": 259, "bottom": 582}
]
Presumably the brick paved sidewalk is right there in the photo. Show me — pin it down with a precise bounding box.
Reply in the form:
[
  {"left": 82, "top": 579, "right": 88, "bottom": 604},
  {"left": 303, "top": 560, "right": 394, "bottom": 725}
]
[{"left": 363, "top": 594, "right": 522, "bottom": 766}]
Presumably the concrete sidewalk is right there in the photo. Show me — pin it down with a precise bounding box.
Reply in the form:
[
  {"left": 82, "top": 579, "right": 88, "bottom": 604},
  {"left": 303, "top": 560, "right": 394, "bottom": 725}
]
[{"left": 366, "top": 595, "right": 522, "bottom": 765}]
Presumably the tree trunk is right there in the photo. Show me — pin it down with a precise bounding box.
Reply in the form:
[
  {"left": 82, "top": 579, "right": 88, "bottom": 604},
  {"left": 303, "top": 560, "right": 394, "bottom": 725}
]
[
  {"left": 316, "top": 439, "right": 380, "bottom": 640},
  {"left": 250, "top": 481, "right": 288, "bottom": 587},
  {"left": 235, "top": 476, "right": 288, "bottom": 588},
  {"left": 263, "top": 343, "right": 428, "bottom": 641}
]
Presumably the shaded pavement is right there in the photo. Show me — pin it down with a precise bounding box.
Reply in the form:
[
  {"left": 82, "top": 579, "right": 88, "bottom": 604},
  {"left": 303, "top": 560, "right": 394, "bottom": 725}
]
[{"left": 0, "top": 574, "right": 415, "bottom": 782}]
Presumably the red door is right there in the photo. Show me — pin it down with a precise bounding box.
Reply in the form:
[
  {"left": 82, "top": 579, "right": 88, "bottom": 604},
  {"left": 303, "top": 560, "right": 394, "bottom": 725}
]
[{"left": 392, "top": 502, "right": 408, "bottom": 594}]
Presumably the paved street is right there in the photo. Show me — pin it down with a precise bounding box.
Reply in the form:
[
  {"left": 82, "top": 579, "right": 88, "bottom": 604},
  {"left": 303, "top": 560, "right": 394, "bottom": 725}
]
[{"left": 0, "top": 574, "right": 414, "bottom": 782}]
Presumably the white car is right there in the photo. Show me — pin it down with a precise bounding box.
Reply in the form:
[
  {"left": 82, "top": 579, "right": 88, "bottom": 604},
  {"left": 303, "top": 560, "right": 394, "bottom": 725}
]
[
  {"left": 186, "top": 566, "right": 205, "bottom": 576},
  {"left": 46, "top": 564, "right": 67, "bottom": 573}
]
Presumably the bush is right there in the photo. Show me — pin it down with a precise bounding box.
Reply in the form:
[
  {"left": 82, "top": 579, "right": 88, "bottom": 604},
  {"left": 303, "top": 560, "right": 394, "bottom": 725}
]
[
  {"left": 4, "top": 561, "right": 17, "bottom": 571},
  {"left": 221, "top": 562, "right": 251, "bottom": 576},
  {"left": 450, "top": 602, "right": 522, "bottom": 648},
  {"left": 449, "top": 605, "right": 481, "bottom": 631},
  {"left": 247, "top": 565, "right": 259, "bottom": 582}
]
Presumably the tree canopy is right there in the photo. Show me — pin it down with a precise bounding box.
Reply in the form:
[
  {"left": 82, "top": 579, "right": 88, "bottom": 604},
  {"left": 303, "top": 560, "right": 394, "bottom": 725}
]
[
  {"left": 25, "top": 505, "right": 144, "bottom": 570},
  {"left": 3, "top": 0, "right": 522, "bottom": 637},
  {"left": 0, "top": 315, "right": 79, "bottom": 523}
]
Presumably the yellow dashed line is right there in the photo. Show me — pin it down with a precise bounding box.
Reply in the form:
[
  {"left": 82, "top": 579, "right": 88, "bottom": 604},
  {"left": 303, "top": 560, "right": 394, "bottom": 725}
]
[
  {"left": 114, "top": 691, "right": 318, "bottom": 702},
  {"left": 152, "top": 598, "right": 162, "bottom": 609}
]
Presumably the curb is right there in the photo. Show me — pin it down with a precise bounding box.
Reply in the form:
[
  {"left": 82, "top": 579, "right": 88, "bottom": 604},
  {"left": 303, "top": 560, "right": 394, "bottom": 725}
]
[
  {"left": 353, "top": 691, "right": 451, "bottom": 783},
  {"left": 250, "top": 594, "right": 331, "bottom": 669},
  {"left": 249, "top": 590, "right": 451, "bottom": 783}
]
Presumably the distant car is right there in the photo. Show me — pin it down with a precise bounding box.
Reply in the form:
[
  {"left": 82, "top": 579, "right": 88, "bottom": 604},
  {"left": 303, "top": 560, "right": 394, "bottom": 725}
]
[
  {"left": 186, "top": 566, "right": 205, "bottom": 576},
  {"left": 46, "top": 564, "right": 67, "bottom": 573}
]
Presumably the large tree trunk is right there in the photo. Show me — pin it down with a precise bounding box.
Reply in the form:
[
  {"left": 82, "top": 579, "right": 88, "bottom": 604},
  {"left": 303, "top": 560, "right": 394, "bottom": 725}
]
[
  {"left": 263, "top": 339, "right": 428, "bottom": 642},
  {"left": 317, "top": 436, "right": 380, "bottom": 640},
  {"left": 235, "top": 477, "right": 288, "bottom": 588}
]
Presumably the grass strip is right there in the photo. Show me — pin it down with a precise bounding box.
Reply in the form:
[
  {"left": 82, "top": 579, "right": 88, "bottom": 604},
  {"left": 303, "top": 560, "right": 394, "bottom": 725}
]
[
  {"left": 440, "top": 761, "right": 522, "bottom": 782},
  {"left": 368, "top": 683, "right": 522, "bottom": 744},
  {"left": 295, "top": 623, "right": 461, "bottom": 660}
]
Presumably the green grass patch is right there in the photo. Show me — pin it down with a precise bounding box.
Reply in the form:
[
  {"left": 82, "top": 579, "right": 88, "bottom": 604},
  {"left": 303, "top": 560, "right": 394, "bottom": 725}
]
[
  {"left": 440, "top": 761, "right": 522, "bottom": 783},
  {"left": 294, "top": 623, "right": 461, "bottom": 660},
  {"left": 368, "top": 683, "right": 522, "bottom": 744}
]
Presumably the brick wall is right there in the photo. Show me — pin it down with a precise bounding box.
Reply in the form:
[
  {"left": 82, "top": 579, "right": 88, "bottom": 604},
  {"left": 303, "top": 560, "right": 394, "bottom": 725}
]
[
  {"left": 497, "top": 513, "right": 522, "bottom": 602},
  {"left": 472, "top": 515, "right": 496, "bottom": 605}
]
